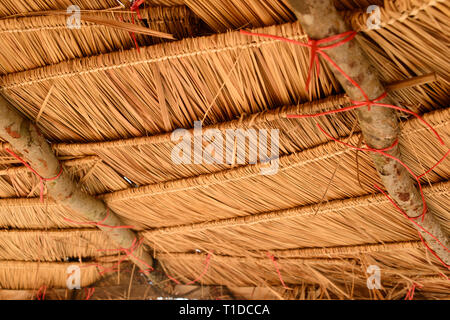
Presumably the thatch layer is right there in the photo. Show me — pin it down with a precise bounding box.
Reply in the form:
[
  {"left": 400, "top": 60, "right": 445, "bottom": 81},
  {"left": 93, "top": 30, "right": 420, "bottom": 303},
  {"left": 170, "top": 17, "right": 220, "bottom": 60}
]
[
  {"left": 157, "top": 247, "right": 449, "bottom": 299},
  {"left": 142, "top": 181, "right": 449, "bottom": 254},
  {"left": 0, "top": 0, "right": 118, "bottom": 17},
  {"left": 0, "top": 229, "right": 114, "bottom": 262},
  {"left": 0, "top": 107, "right": 447, "bottom": 228},
  {"left": 0, "top": 22, "right": 341, "bottom": 142},
  {"left": 184, "top": 0, "right": 295, "bottom": 32},
  {"left": 353, "top": 0, "right": 450, "bottom": 110},
  {"left": 0, "top": 6, "right": 200, "bottom": 74},
  {"left": 0, "top": 261, "right": 109, "bottom": 290}
]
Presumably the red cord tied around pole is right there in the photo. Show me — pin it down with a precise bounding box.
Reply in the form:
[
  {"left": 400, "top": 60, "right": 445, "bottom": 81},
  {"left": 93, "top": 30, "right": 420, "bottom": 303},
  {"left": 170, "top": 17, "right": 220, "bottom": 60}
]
[
  {"left": 5, "top": 148, "right": 63, "bottom": 203},
  {"left": 240, "top": 29, "right": 356, "bottom": 92},
  {"left": 241, "top": 29, "right": 450, "bottom": 269},
  {"left": 96, "top": 237, "right": 154, "bottom": 275},
  {"left": 166, "top": 252, "right": 213, "bottom": 285}
]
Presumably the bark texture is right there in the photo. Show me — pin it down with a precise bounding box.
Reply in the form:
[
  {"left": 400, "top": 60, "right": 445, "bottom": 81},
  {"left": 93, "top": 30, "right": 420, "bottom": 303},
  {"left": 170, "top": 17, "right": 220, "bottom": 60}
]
[
  {"left": 0, "top": 95, "right": 168, "bottom": 285},
  {"left": 288, "top": 0, "right": 449, "bottom": 264}
]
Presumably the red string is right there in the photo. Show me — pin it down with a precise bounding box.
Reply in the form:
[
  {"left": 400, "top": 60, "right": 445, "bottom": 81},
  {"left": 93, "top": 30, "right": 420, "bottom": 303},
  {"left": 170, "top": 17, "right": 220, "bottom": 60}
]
[
  {"left": 118, "top": 14, "right": 140, "bottom": 52},
  {"left": 418, "top": 150, "right": 449, "bottom": 178},
  {"left": 85, "top": 287, "right": 95, "bottom": 300},
  {"left": 240, "top": 30, "right": 356, "bottom": 92},
  {"left": 5, "top": 148, "right": 63, "bottom": 203},
  {"left": 95, "top": 237, "right": 154, "bottom": 275},
  {"left": 374, "top": 185, "right": 450, "bottom": 269},
  {"left": 267, "top": 252, "right": 291, "bottom": 290},
  {"left": 287, "top": 92, "right": 445, "bottom": 145},
  {"left": 130, "top": 0, "right": 145, "bottom": 20},
  {"left": 166, "top": 252, "right": 212, "bottom": 285},
  {"left": 63, "top": 208, "right": 134, "bottom": 229},
  {"left": 317, "top": 124, "right": 429, "bottom": 221},
  {"left": 36, "top": 285, "right": 47, "bottom": 300},
  {"left": 405, "top": 283, "right": 422, "bottom": 300}
]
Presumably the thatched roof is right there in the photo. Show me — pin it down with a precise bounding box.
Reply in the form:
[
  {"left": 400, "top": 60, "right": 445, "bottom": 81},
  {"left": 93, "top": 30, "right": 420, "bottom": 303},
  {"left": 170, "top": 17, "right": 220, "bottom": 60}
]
[{"left": 0, "top": 0, "right": 448, "bottom": 299}]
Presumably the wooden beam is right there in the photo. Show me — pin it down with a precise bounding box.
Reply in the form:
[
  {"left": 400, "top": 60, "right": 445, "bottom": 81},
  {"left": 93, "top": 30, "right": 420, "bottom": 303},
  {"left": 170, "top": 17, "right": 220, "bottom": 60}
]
[
  {"left": 0, "top": 95, "right": 169, "bottom": 287},
  {"left": 287, "top": 0, "right": 449, "bottom": 264}
]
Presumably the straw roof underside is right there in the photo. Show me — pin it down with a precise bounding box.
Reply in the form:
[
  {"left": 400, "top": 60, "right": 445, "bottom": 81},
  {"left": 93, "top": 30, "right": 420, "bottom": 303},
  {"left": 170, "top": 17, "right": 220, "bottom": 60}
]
[
  {"left": 0, "top": 6, "right": 200, "bottom": 74},
  {"left": 0, "top": 0, "right": 448, "bottom": 298}
]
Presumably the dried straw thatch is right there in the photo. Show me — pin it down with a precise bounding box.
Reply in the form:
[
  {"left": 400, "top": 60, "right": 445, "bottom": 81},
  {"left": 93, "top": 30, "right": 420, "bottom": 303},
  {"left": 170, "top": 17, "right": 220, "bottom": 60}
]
[
  {"left": 0, "top": 0, "right": 448, "bottom": 299},
  {"left": 0, "top": 261, "right": 111, "bottom": 290},
  {"left": 0, "top": 6, "right": 200, "bottom": 74}
]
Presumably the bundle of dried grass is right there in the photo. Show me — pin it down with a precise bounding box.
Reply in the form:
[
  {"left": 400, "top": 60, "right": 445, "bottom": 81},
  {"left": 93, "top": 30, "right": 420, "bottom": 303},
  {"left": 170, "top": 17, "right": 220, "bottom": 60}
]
[
  {"left": 156, "top": 245, "right": 449, "bottom": 299},
  {"left": 141, "top": 181, "right": 448, "bottom": 254},
  {"left": 351, "top": 0, "right": 450, "bottom": 111},
  {"left": 0, "top": 229, "right": 113, "bottom": 261},
  {"left": 0, "top": 6, "right": 199, "bottom": 74},
  {"left": 51, "top": 95, "right": 357, "bottom": 185},
  {"left": 0, "top": 261, "right": 109, "bottom": 289},
  {"left": 0, "top": 199, "right": 93, "bottom": 229},
  {"left": 0, "top": 22, "right": 341, "bottom": 142},
  {"left": 0, "top": 0, "right": 118, "bottom": 17},
  {"left": 184, "top": 0, "right": 295, "bottom": 32}
]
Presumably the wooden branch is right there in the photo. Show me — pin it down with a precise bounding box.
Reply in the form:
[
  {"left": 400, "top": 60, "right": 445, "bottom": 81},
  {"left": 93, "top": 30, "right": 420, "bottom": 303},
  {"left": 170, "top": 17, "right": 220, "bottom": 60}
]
[
  {"left": 0, "top": 95, "right": 169, "bottom": 286},
  {"left": 287, "top": 0, "right": 449, "bottom": 264}
]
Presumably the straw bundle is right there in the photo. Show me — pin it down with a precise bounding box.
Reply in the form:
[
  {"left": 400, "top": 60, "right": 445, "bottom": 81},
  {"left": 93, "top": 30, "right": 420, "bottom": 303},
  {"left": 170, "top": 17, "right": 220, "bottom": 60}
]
[
  {"left": 0, "top": 229, "right": 114, "bottom": 262},
  {"left": 0, "top": 0, "right": 118, "bottom": 17},
  {"left": 350, "top": 0, "right": 450, "bottom": 110},
  {"left": 0, "top": 6, "right": 199, "bottom": 74},
  {"left": 141, "top": 181, "right": 449, "bottom": 254},
  {"left": 95, "top": 108, "right": 448, "bottom": 228},
  {"left": 0, "top": 261, "right": 109, "bottom": 289},
  {"left": 184, "top": 0, "right": 296, "bottom": 32},
  {"left": 0, "top": 22, "right": 341, "bottom": 142},
  {"left": 51, "top": 95, "right": 358, "bottom": 185},
  {"left": 156, "top": 246, "right": 449, "bottom": 299}
]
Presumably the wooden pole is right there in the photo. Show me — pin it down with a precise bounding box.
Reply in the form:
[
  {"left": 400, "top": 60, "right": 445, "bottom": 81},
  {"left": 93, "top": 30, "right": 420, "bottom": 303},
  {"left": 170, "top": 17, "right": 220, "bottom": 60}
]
[
  {"left": 287, "top": 0, "right": 449, "bottom": 264},
  {"left": 0, "top": 95, "right": 168, "bottom": 286}
]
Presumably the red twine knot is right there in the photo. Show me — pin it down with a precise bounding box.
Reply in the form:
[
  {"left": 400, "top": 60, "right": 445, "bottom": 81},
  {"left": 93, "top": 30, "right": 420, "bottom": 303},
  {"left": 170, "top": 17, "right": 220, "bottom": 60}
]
[
  {"left": 5, "top": 148, "right": 63, "bottom": 203},
  {"left": 240, "top": 29, "right": 356, "bottom": 92}
]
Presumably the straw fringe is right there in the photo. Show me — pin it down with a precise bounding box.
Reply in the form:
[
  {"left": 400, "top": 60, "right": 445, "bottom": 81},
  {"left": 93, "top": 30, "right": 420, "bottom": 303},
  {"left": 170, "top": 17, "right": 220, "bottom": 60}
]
[
  {"left": 140, "top": 182, "right": 448, "bottom": 255},
  {"left": 157, "top": 246, "right": 449, "bottom": 296},
  {"left": 100, "top": 107, "right": 449, "bottom": 203},
  {"left": 0, "top": 229, "right": 114, "bottom": 262},
  {"left": 0, "top": 6, "right": 199, "bottom": 74},
  {"left": 0, "top": 260, "right": 110, "bottom": 290}
]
